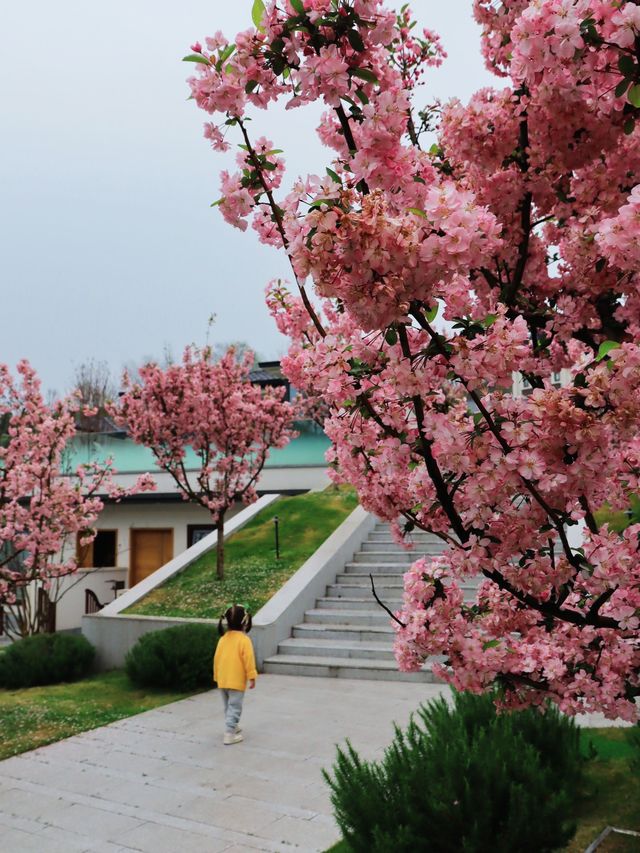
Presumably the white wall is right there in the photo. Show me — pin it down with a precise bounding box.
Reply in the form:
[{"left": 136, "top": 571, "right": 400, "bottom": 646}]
[
  {"left": 93, "top": 501, "right": 242, "bottom": 584},
  {"left": 108, "top": 466, "right": 331, "bottom": 494},
  {"left": 53, "top": 567, "right": 128, "bottom": 631}
]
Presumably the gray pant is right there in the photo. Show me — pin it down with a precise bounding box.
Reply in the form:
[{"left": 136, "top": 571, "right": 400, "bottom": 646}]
[{"left": 220, "top": 688, "right": 244, "bottom": 733}]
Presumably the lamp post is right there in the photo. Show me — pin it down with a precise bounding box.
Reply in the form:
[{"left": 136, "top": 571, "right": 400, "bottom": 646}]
[{"left": 273, "top": 515, "right": 280, "bottom": 559}]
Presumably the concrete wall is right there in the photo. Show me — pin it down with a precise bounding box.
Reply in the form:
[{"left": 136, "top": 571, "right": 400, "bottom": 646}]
[
  {"left": 53, "top": 567, "right": 128, "bottom": 632},
  {"left": 82, "top": 613, "right": 217, "bottom": 670},
  {"left": 251, "top": 506, "right": 375, "bottom": 667},
  {"left": 106, "top": 466, "right": 331, "bottom": 495},
  {"left": 93, "top": 501, "right": 242, "bottom": 584}
]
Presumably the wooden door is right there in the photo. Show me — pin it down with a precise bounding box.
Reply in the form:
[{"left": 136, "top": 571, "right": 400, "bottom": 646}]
[{"left": 130, "top": 529, "right": 173, "bottom": 587}]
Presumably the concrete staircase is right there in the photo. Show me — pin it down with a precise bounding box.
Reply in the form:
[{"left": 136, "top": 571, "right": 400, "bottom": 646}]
[{"left": 263, "top": 521, "right": 472, "bottom": 682}]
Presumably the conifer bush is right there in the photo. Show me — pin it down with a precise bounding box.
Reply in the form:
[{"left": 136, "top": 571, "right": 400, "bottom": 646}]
[
  {"left": 324, "top": 691, "right": 582, "bottom": 853},
  {"left": 0, "top": 633, "right": 95, "bottom": 688},
  {"left": 125, "top": 623, "right": 216, "bottom": 692}
]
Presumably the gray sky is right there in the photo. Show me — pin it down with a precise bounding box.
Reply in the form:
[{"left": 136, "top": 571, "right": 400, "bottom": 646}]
[{"left": 2, "top": 1, "right": 495, "bottom": 395}]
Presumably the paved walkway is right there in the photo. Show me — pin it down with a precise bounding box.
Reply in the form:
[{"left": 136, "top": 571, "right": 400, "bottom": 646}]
[{"left": 0, "top": 675, "right": 630, "bottom": 853}]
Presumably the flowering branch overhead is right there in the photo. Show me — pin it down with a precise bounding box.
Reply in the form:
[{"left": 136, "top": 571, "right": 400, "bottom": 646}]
[{"left": 187, "top": 0, "right": 640, "bottom": 720}]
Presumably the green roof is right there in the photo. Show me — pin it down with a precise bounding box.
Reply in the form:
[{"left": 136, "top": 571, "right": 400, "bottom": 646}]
[{"left": 66, "top": 422, "right": 331, "bottom": 474}]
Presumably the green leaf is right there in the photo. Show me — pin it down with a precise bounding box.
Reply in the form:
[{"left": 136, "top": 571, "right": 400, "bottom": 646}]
[
  {"left": 472, "top": 412, "right": 483, "bottom": 426},
  {"left": 618, "top": 54, "right": 636, "bottom": 77},
  {"left": 408, "top": 207, "right": 427, "bottom": 218},
  {"left": 596, "top": 340, "right": 621, "bottom": 361},
  {"left": 266, "top": 149, "right": 284, "bottom": 155},
  {"left": 326, "top": 167, "right": 341, "bottom": 183},
  {"left": 482, "top": 639, "right": 500, "bottom": 651},
  {"left": 483, "top": 313, "right": 498, "bottom": 327},
  {"left": 628, "top": 83, "right": 640, "bottom": 107},
  {"left": 615, "top": 78, "right": 631, "bottom": 98},
  {"left": 385, "top": 328, "right": 398, "bottom": 346},
  {"left": 624, "top": 117, "right": 636, "bottom": 135},
  {"left": 348, "top": 29, "right": 365, "bottom": 52},
  {"left": 182, "top": 54, "right": 209, "bottom": 65},
  {"left": 290, "top": 0, "right": 305, "bottom": 13},
  {"left": 210, "top": 198, "right": 225, "bottom": 207},
  {"left": 245, "top": 80, "right": 259, "bottom": 93},
  {"left": 426, "top": 304, "right": 438, "bottom": 323},
  {"left": 350, "top": 67, "right": 378, "bottom": 84},
  {"left": 309, "top": 198, "right": 337, "bottom": 210},
  {"left": 354, "top": 87, "right": 369, "bottom": 105},
  {"left": 252, "top": 0, "right": 266, "bottom": 30},
  {"left": 218, "top": 44, "right": 236, "bottom": 64}
]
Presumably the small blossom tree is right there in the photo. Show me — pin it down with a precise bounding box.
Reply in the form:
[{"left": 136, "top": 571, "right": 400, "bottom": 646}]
[
  {"left": 184, "top": 0, "right": 640, "bottom": 719},
  {"left": 114, "top": 346, "right": 295, "bottom": 580},
  {"left": 0, "top": 361, "right": 155, "bottom": 638}
]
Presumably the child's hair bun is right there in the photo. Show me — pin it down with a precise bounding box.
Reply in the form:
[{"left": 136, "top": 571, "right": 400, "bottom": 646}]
[{"left": 218, "top": 603, "right": 252, "bottom": 635}]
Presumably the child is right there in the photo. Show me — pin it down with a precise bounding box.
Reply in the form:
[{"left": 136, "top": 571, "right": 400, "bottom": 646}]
[{"left": 214, "top": 604, "right": 257, "bottom": 745}]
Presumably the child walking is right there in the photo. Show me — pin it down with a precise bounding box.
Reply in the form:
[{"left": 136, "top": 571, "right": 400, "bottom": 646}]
[{"left": 214, "top": 604, "right": 257, "bottom": 745}]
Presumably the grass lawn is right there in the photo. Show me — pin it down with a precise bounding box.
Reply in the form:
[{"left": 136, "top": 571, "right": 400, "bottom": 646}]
[
  {"left": 126, "top": 486, "right": 358, "bottom": 620},
  {"left": 566, "top": 728, "right": 640, "bottom": 852},
  {"left": 594, "top": 495, "right": 640, "bottom": 533},
  {"left": 324, "top": 728, "right": 640, "bottom": 853},
  {"left": 0, "top": 670, "right": 200, "bottom": 760}
]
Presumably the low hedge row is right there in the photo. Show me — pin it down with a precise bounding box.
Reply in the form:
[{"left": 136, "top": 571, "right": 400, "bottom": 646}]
[{"left": 0, "top": 623, "right": 217, "bottom": 693}]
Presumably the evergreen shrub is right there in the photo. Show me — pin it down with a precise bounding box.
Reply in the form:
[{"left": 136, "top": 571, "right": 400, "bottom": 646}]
[
  {"left": 0, "top": 633, "right": 95, "bottom": 688},
  {"left": 125, "top": 623, "right": 216, "bottom": 691},
  {"left": 324, "top": 691, "right": 583, "bottom": 853}
]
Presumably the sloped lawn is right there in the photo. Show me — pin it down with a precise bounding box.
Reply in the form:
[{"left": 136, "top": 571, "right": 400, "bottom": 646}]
[
  {"left": 125, "top": 487, "right": 358, "bottom": 620},
  {"left": 565, "top": 727, "right": 640, "bottom": 852},
  {"left": 0, "top": 670, "right": 198, "bottom": 759}
]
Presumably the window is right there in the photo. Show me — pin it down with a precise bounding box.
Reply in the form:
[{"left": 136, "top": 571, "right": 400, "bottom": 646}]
[
  {"left": 187, "top": 525, "right": 216, "bottom": 548},
  {"left": 77, "top": 530, "right": 117, "bottom": 568}
]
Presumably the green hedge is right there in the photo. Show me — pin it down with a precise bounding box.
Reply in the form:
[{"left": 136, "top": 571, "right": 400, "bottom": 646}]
[
  {"left": 0, "top": 633, "right": 95, "bottom": 688},
  {"left": 125, "top": 623, "right": 217, "bottom": 692},
  {"left": 324, "top": 691, "right": 583, "bottom": 853}
]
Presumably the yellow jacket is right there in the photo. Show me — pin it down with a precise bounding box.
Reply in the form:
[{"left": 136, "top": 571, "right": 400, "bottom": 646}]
[{"left": 213, "top": 631, "right": 258, "bottom": 692}]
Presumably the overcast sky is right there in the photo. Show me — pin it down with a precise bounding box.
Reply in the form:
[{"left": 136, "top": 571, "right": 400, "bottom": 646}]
[{"left": 2, "top": 1, "right": 496, "bottom": 395}]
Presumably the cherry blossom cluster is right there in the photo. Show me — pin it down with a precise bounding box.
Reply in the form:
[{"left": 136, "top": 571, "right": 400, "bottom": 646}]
[
  {"left": 0, "top": 361, "right": 155, "bottom": 637},
  {"left": 188, "top": 0, "right": 640, "bottom": 718},
  {"left": 113, "top": 346, "right": 296, "bottom": 579}
]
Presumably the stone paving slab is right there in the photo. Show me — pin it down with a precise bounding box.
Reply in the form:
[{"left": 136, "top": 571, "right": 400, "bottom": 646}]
[{"left": 0, "top": 675, "right": 631, "bottom": 853}]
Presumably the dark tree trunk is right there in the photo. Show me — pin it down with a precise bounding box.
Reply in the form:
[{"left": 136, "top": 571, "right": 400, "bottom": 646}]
[{"left": 216, "top": 514, "right": 225, "bottom": 580}]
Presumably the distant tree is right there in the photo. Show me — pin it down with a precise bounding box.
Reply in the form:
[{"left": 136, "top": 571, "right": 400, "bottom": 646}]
[
  {"left": 0, "top": 361, "right": 154, "bottom": 637},
  {"left": 113, "top": 345, "right": 296, "bottom": 579},
  {"left": 72, "top": 360, "right": 117, "bottom": 432}
]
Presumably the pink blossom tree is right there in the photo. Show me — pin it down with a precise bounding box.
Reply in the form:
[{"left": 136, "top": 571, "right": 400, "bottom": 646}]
[
  {"left": 0, "top": 361, "right": 155, "bottom": 638},
  {"left": 114, "top": 346, "right": 296, "bottom": 580},
  {"left": 185, "top": 0, "right": 640, "bottom": 719}
]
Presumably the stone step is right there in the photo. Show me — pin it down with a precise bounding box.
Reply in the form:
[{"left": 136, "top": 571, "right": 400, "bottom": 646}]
[
  {"left": 262, "top": 654, "right": 443, "bottom": 683},
  {"left": 367, "top": 533, "right": 444, "bottom": 541},
  {"left": 292, "top": 623, "right": 394, "bottom": 642},
  {"left": 361, "top": 542, "right": 445, "bottom": 553},
  {"left": 278, "top": 637, "right": 395, "bottom": 660},
  {"left": 351, "top": 551, "right": 424, "bottom": 566},
  {"left": 336, "top": 572, "right": 404, "bottom": 585},
  {"left": 347, "top": 559, "right": 416, "bottom": 570},
  {"left": 304, "top": 608, "right": 393, "bottom": 626},
  {"left": 317, "top": 596, "right": 403, "bottom": 611},
  {"left": 324, "top": 588, "right": 479, "bottom": 607},
  {"left": 328, "top": 582, "right": 402, "bottom": 597}
]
